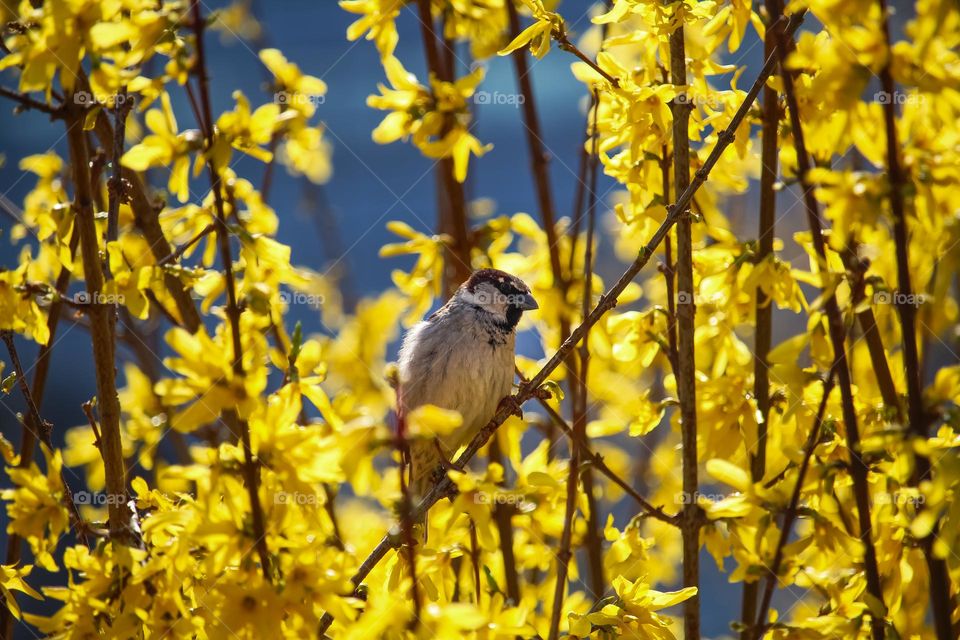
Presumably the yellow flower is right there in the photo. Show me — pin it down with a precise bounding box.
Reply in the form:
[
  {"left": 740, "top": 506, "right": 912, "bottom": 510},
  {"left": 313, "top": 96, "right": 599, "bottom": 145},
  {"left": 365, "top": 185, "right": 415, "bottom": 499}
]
[
  {"left": 1, "top": 446, "right": 69, "bottom": 571},
  {"left": 340, "top": 0, "right": 403, "bottom": 58},
  {"left": 121, "top": 92, "right": 202, "bottom": 203},
  {"left": 0, "top": 564, "right": 42, "bottom": 620},
  {"left": 368, "top": 56, "right": 490, "bottom": 182},
  {"left": 498, "top": 0, "right": 563, "bottom": 59}
]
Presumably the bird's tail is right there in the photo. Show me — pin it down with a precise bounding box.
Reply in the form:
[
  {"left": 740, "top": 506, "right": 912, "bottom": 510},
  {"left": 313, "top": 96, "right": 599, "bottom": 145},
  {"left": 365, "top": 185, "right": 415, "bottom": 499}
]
[{"left": 405, "top": 439, "right": 443, "bottom": 543}]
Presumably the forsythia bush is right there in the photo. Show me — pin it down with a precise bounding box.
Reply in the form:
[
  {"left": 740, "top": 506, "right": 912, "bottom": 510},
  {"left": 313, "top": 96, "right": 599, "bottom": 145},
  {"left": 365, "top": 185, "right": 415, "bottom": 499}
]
[{"left": 0, "top": 0, "right": 958, "bottom": 638}]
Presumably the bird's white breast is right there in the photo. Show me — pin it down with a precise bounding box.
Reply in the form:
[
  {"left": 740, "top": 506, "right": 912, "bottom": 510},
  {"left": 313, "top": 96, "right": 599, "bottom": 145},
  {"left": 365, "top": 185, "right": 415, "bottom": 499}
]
[{"left": 398, "top": 305, "right": 516, "bottom": 456}]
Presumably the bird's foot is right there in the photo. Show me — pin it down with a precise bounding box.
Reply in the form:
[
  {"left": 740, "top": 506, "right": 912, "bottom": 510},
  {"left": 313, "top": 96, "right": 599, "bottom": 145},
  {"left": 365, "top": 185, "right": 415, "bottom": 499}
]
[
  {"left": 429, "top": 442, "right": 460, "bottom": 501},
  {"left": 433, "top": 439, "right": 459, "bottom": 474},
  {"left": 497, "top": 395, "right": 524, "bottom": 420}
]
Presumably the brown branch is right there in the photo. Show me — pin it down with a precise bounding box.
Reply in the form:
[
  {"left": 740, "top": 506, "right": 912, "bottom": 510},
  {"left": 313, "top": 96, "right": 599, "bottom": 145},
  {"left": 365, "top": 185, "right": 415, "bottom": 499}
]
[
  {"left": 842, "top": 248, "right": 901, "bottom": 412},
  {"left": 0, "top": 331, "right": 90, "bottom": 544},
  {"left": 0, "top": 227, "right": 78, "bottom": 638},
  {"left": 875, "top": 1, "right": 953, "bottom": 635},
  {"left": 547, "top": 413, "right": 581, "bottom": 640},
  {"left": 314, "top": 28, "right": 800, "bottom": 630},
  {"left": 161, "top": 223, "right": 216, "bottom": 265},
  {"left": 487, "top": 437, "right": 521, "bottom": 603},
  {"left": 64, "top": 99, "right": 131, "bottom": 542},
  {"left": 505, "top": 0, "right": 562, "bottom": 287},
  {"left": 551, "top": 150, "right": 604, "bottom": 632},
  {"left": 552, "top": 28, "right": 620, "bottom": 89},
  {"left": 528, "top": 379, "right": 678, "bottom": 527},
  {"left": 189, "top": 0, "right": 272, "bottom": 580},
  {"left": 468, "top": 519, "right": 482, "bottom": 603},
  {"left": 0, "top": 85, "right": 63, "bottom": 117},
  {"left": 415, "top": 0, "right": 471, "bottom": 293},
  {"left": 395, "top": 432, "right": 423, "bottom": 628},
  {"left": 106, "top": 90, "right": 133, "bottom": 253},
  {"left": 91, "top": 109, "right": 202, "bottom": 332},
  {"left": 658, "top": 147, "right": 680, "bottom": 373},
  {"left": 772, "top": 11, "right": 886, "bottom": 639},
  {"left": 741, "top": 2, "right": 782, "bottom": 634},
  {"left": 668, "top": 10, "right": 702, "bottom": 639},
  {"left": 754, "top": 374, "right": 837, "bottom": 634},
  {"left": 577, "top": 89, "right": 605, "bottom": 601}
]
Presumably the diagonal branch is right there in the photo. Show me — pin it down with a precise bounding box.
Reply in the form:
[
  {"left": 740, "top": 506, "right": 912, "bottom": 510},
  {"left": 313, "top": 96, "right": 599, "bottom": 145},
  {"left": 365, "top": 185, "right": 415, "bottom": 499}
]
[{"left": 754, "top": 373, "right": 837, "bottom": 634}]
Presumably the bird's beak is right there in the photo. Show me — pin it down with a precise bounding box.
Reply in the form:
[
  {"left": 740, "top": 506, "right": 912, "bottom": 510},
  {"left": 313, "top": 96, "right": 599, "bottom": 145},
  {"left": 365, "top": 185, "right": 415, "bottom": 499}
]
[{"left": 519, "top": 293, "right": 539, "bottom": 311}]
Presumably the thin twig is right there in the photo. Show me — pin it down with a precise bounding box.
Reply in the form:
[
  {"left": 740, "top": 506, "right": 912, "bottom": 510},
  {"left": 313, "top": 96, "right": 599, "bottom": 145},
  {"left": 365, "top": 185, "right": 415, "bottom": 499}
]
[
  {"left": 189, "top": 0, "right": 273, "bottom": 580},
  {"left": 526, "top": 375, "right": 678, "bottom": 527},
  {"left": 487, "top": 436, "right": 522, "bottom": 603},
  {"left": 91, "top": 105, "right": 202, "bottom": 332},
  {"left": 505, "top": 0, "right": 562, "bottom": 287},
  {"left": 160, "top": 223, "right": 216, "bottom": 265},
  {"left": 773, "top": 10, "right": 886, "bottom": 639},
  {"left": 754, "top": 374, "right": 837, "bottom": 634},
  {"left": 415, "top": 0, "right": 471, "bottom": 293},
  {"left": 553, "top": 28, "right": 620, "bottom": 89},
  {"left": 1, "top": 331, "right": 89, "bottom": 547},
  {"left": 842, "top": 247, "right": 902, "bottom": 412},
  {"left": 395, "top": 427, "right": 423, "bottom": 628},
  {"left": 577, "top": 88, "right": 606, "bottom": 601},
  {"left": 0, "top": 85, "right": 63, "bottom": 117}
]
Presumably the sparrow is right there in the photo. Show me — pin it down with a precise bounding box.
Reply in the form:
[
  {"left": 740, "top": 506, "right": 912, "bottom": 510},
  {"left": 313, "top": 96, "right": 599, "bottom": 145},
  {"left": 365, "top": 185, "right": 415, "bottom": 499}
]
[{"left": 397, "top": 268, "right": 538, "bottom": 508}]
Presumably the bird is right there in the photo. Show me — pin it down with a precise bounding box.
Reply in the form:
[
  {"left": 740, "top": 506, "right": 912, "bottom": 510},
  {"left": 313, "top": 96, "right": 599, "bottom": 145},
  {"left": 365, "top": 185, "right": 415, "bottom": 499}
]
[{"left": 396, "top": 268, "right": 538, "bottom": 521}]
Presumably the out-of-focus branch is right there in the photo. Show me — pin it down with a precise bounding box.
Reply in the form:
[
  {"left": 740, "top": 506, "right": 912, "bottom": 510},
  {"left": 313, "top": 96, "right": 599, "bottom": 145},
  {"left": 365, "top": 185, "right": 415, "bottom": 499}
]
[
  {"left": 754, "top": 374, "right": 836, "bottom": 634},
  {"left": 415, "top": 0, "right": 471, "bottom": 293},
  {"left": 505, "top": 0, "right": 562, "bottom": 287},
  {"left": 772, "top": 10, "right": 885, "bottom": 639},
  {"left": 876, "top": 0, "right": 952, "bottom": 635},
  {"left": 189, "top": 0, "right": 272, "bottom": 580}
]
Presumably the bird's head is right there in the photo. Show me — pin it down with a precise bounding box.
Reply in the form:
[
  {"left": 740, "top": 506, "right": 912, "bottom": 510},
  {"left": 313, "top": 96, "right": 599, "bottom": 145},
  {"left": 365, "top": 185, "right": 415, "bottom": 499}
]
[{"left": 455, "top": 268, "right": 538, "bottom": 330}]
